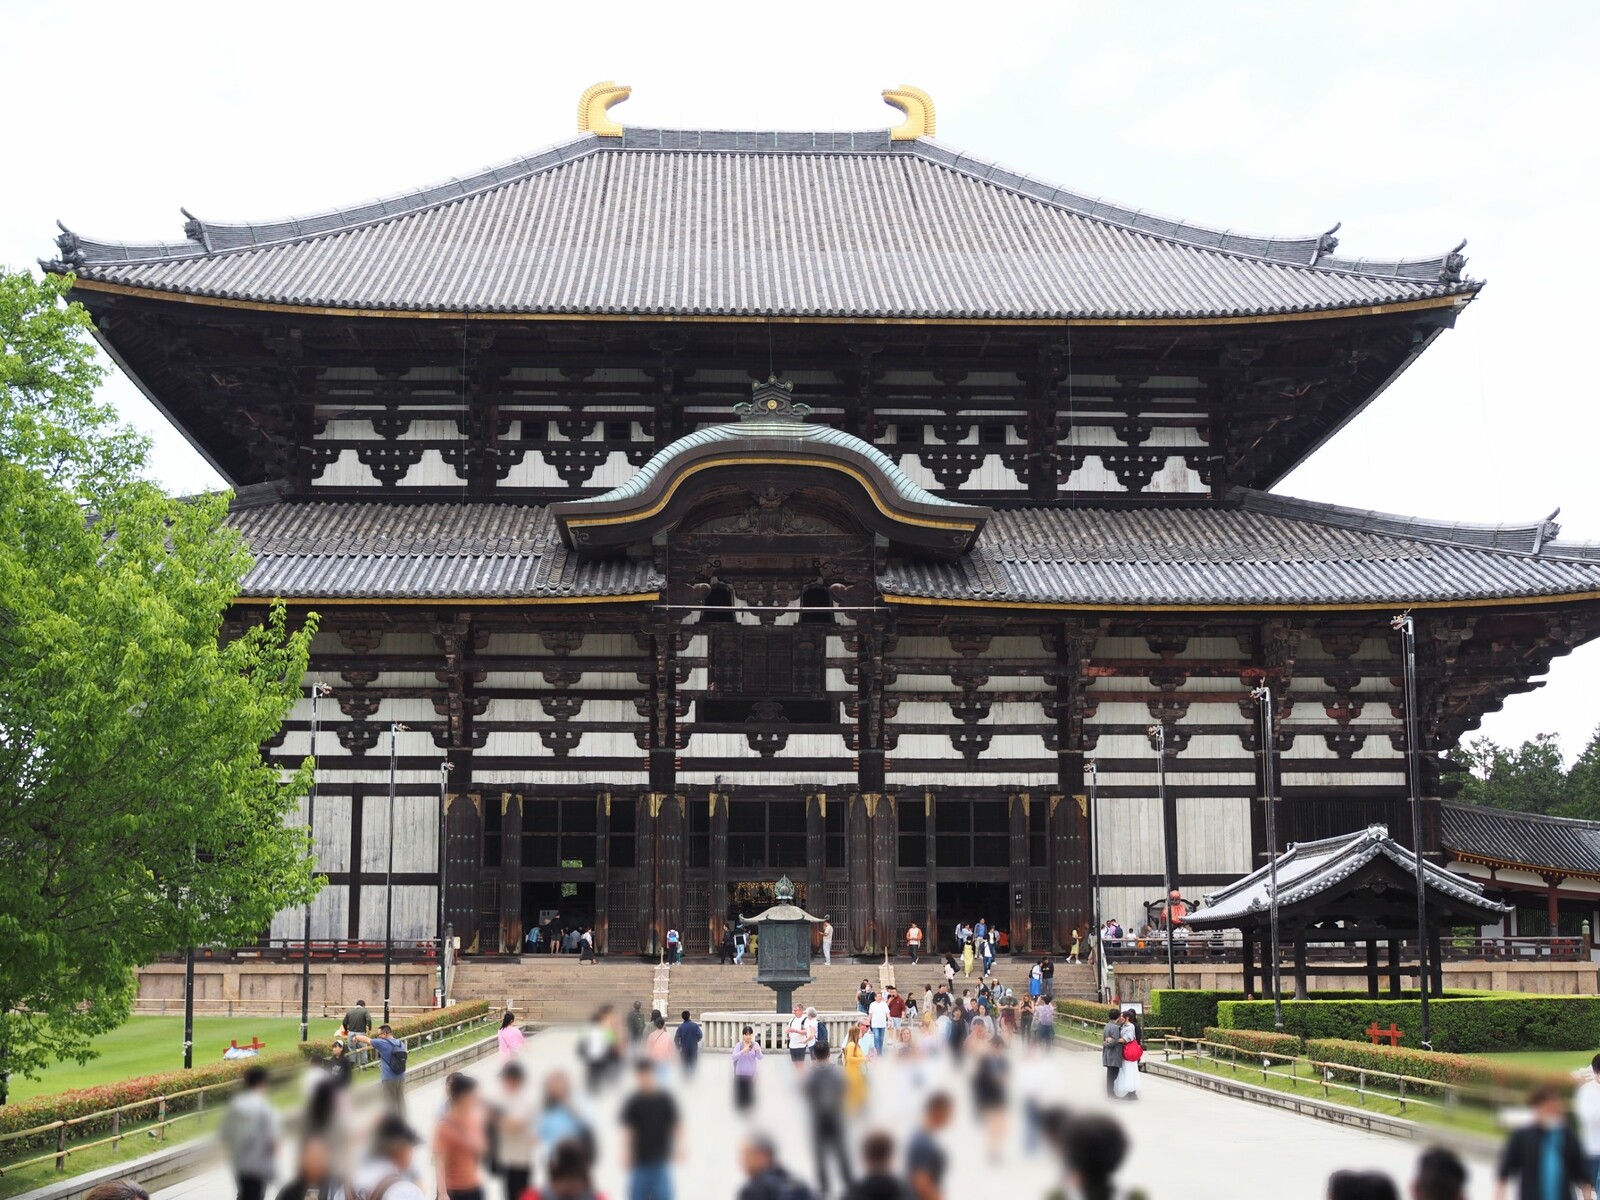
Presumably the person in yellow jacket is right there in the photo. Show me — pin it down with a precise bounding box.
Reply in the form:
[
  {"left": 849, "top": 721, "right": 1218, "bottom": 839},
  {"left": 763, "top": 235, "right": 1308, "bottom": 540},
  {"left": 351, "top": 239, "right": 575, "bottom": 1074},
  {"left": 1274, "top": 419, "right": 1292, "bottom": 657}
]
[
  {"left": 842, "top": 1025, "right": 868, "bottom": 1113},
  {"left": 962, "top": 940, "right": 975, "bottom": 978}
]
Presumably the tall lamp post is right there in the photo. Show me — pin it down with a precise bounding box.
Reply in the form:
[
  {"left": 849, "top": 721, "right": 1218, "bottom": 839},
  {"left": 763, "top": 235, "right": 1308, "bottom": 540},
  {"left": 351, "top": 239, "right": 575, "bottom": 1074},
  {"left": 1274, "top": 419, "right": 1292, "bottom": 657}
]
[
  {"left": 183, "top": 942, "right": 195, "bottom": 1069},
  {"left": 301, "top": 681, "right": 331, "bottom": 1043},
  {"left": 382, "top": 721, "right": 408, "bottom": 1025},
  {"left": 1392, "top": 613, "right": 1432, "bottom": 1048},
  {"left": 1088, "top": 760, "right": 1105, "bottom": 1001},
  {"left": 1251, "top": 684, "right": 1285, "bottom": 1032},
  {"left": 437, "top": 760, "right": 450, "bottom": 1007},
  {"left": 1149, "top": 722, "right": 1176, "bottom": 990}
]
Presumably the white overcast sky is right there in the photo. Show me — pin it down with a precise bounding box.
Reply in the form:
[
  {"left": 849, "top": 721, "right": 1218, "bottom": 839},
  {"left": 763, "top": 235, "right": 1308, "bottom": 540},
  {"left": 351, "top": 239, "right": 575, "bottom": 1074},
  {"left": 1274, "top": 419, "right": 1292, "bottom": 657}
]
[{"left": 5, "top": 1, "right": 1597, "bottom": 759}]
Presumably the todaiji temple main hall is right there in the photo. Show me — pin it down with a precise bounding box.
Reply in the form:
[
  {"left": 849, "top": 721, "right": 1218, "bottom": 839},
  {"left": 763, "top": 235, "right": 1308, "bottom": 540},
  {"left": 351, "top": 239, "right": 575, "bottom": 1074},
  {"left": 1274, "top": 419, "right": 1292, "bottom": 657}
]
[{"left": 47, "top": 84, "right": 1600, "bottom": 964}]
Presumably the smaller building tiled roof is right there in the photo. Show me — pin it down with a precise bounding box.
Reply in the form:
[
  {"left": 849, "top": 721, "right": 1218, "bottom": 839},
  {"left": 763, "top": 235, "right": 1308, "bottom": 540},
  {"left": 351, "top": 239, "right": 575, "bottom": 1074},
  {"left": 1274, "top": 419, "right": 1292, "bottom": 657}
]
[
  {"left": 1187, "top": 825, "right": 1507, "bottom": 928},
  {"left": 226, "top": 492, "right": 662, "bottom": 601},
  {"left": 1440, "top": 803, "right": 1600, "bottom": 879}
]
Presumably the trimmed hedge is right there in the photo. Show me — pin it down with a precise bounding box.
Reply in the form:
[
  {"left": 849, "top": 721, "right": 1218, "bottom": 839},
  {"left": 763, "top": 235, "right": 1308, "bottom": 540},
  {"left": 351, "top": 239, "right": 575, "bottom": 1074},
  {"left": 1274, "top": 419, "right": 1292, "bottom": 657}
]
[
  {"left": 1203, "top": 1027, "right": 1305, "bottom": 1057},
  {"left": 1218, "top": 995, "right": 1600, "bottom": 1054},
  {"left": 1052, "top": 999, "right": 1124, "bottom": 1025},
  {"left": 1307, "top": 1038, "right": 1578, "bottom": 1099},
  {"left": 1148, "top": 989, "right": 1451, "bottom": 1039},
  {"left": 0, "top": 1001, "right": 493, "bottom": 1157}
]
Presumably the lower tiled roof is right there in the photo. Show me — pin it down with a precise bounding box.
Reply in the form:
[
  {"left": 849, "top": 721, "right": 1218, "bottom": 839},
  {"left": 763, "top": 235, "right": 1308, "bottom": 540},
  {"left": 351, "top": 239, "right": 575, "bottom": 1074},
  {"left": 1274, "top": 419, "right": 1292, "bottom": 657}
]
[
  {"left": 1440, "top": 803, "right": 1600, "bottom": 877},
  {"left": 225, "top": 489, "right": 1600, "bottom": 606}
]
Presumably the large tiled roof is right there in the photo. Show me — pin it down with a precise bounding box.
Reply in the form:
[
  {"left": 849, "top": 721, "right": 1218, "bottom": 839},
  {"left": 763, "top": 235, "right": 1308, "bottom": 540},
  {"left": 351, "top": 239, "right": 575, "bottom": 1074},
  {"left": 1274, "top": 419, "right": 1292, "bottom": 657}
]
[
  {"left": 1441, "top": 803, "right": 1600, "bottom": 877},
  {"left": 881, "top": 490, "right": 1600, "bottom": 606},
  {"left": 50, "top": 128, "right": 1477, "bottom": 321},
  {"left": 226, "top": 491, "right": 661, "bottom": 600},
  {"left": 1187, "top": 825, "right": 1506, "bottom": 927},
  {"left": 224, "top": 486, "right": 1600, "bottom": 607}
]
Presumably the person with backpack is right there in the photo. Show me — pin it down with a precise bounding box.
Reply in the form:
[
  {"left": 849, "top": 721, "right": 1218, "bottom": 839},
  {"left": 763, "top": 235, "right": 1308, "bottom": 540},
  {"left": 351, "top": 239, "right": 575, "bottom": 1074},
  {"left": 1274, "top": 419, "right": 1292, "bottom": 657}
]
[
  {"left": 664, "top": 927, "right": 681, "bottom": 964},
  {"left": 351, "top": 1025, "right": 408, "bottom": 1115},
  {"left": 347, "top": 1114, "right": 427, "bottom": 1200},
  {"left": 736, "top": 1132, "right": 816, "bottom": 1200}
]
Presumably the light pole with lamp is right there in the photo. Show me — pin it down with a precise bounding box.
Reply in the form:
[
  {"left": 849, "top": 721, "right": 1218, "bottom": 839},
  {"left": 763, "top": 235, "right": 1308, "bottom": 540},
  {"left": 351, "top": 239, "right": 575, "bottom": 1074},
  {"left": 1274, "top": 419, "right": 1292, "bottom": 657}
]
[
  {"left": 1251, "top": 684, "right": 1285, "bottom": 1032},
  {"left": 437, "top": 759, "right": 450, "bottom": 1008},
  {"left": 1087, "top": 759, "right": 1107, "bottom": 1001},
  {"left": 1391, "top": 613, "right": 1432, "bottom": 1048},
  {"left": 382, "top": 721, "right": 408, "bottom": 1025},
  {"left": 1149, "top": 722, "right": 1176, "bottom": 990},
  {"left": 301, "top": 681, "right": 331, "bottom": 1043}
]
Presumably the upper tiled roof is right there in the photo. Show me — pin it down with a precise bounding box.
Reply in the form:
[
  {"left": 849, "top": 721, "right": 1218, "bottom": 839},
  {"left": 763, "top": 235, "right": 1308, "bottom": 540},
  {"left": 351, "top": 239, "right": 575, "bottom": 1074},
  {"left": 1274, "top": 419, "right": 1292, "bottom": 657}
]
[
  {"left": 50, "top": 128, "right": 1478, "bottom": 321},
  {"left": 1440, "top": 803, "right": 1600, "bottom": 877},
  {"left": 226, "top": 491, "right": 661, "bottom": 600},
  {"left": 881, "top": 489, "right": 1600, "bottom": 606},
  {"left": 1187, "top": 825, "right": 1506, "bottom": 927}
]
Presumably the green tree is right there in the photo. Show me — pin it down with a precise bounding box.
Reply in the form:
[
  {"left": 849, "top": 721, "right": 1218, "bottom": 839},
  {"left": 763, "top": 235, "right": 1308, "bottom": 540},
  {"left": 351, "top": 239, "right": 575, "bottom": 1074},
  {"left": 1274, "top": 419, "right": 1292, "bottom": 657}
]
[
  {"left": 1560, "top": 727, "right": 1600, "bottom": 821},
  {"left": 1454, "top": 732, "right": 1571, "bottom": 814},
  {"left": 0, "top": 270, "right": 318, "bottom": 1083}
]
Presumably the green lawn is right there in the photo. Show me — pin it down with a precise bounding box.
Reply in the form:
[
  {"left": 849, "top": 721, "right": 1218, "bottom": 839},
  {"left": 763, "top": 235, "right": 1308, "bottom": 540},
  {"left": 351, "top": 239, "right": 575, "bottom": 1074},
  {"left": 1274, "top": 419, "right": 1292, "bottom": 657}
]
[
  {"left": 11, "top": 1015, "right": 345, "bottom": 1103},
  {"left": 1477, "top": 1048, "right": 1596, "bottom": 1073}
]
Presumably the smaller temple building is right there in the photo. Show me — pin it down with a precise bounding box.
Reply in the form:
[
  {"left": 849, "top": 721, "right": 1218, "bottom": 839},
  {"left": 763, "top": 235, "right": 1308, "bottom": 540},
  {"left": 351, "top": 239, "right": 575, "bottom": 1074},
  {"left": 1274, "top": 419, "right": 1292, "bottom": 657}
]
[{"left": 1443, "top": 802, "right": 1600, "bottom": 946}]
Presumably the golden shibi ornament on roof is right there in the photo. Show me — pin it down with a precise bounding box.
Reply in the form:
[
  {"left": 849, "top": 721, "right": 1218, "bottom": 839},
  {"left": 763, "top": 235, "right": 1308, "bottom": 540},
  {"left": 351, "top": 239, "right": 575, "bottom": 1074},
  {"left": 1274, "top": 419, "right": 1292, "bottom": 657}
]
[{"left": 574, "top": 80, "right": 937, "bottom": 141}]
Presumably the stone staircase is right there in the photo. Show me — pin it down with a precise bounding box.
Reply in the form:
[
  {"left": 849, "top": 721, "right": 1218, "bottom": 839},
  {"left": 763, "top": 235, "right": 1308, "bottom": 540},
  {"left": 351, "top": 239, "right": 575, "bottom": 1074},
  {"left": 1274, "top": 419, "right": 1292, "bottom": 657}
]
[{"left": 450, "top": 954, "right": 1098, "bottom": 1027}]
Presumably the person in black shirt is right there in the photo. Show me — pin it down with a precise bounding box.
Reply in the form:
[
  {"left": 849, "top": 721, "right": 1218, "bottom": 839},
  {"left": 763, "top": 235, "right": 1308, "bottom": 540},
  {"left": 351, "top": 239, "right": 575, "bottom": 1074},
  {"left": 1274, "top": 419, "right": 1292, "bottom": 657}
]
[
  {"left": 1059, "top": 1113, "right": 1133, "bottom": 1200},
  {"left": 971, "top": 1039, "right": 1009, "bottom": 1163},
  {"left": 1494, "top": 1086, "right": 1593, "bottom": 1200},
  {"left": 906, "top": 1092, "right": 952, "bottom": 1200},
  {"left": 845, "top": 1132, "right": 908, "bottom": 1200},
  {"left": 1414, "top": 1148, "right": 1468, "bottom": 1200},
  {"left": 737, "top": 1132, "right": 815, "bottom": 1200},
  {"left": 619, "top": 1060, "right": 680, "bottom": 1200}
]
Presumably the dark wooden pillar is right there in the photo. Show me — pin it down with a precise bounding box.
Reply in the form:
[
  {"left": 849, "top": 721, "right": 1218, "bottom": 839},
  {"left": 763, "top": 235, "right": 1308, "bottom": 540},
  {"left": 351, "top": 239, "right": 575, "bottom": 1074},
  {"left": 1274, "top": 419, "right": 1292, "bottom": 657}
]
[
  {"left": 499, "top": 792, "right": 523, "bottom": 954},
  {"left": 1366, "top": 939, "right": 1380, "bottom": 999},
  {"left": 1428, "top": 929, "right": 1445, "bottom": 995},
  {"left": 1292, "top": 935, "right": 1308, "bottom": 1001},
  {"left": 871, "top": 794, "right": 896, "bottom": 956},
  {"left": 443, "top": 790, "right": 483, "bottom": 952},
  {"left": 593, "top": 793, "right": 610, "bottom": 954},
  {"left": 658, "top": 794, "right": 686, "bottom": 953},
  {"left": 1048, "top": 794, "right": 1077, "bottom": 955},
  {"left": 1241, "top": 929, "right": 1257, "bottom": 999},
  {"left": 636, "top": 795, "right": 657, "bottom": 954},
  {"left": 805, "top": 793, "right": 825, "bottom": 930},
  {"left": 1052, "top": 620, "right": 1093, "bottom": 951},
  {"left": 1546, "top": 878, "right": 1563, "bottom": 933},
  {"left": 1387, "top": 938, "right": 1402, "bottom": 997},
  {"left": 847, "top": 793, "right": 873, "bottom": 956},
  {"left": 925, "top": 790, "right": 938, "bottom": 947},
  {"left": 709, "top": 792, "right": 729, "bottom": 945},
  {"left": 1009, "top": 793, "right": 1030, "bottom": 953}
]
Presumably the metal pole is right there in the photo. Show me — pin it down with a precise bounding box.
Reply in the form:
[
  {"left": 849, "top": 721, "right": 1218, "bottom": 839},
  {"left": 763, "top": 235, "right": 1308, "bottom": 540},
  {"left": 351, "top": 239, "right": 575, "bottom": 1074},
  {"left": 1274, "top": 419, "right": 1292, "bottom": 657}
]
[
  {"left": 1088, "top": 760, "right": 1105, "bottom": 1001},
  {"left": 1253, "top": 685, "right": 1285, "bottom": 1031},
  {"left": 438, "top": 760, "right": 450, "bottom": 1007},
  {"left": 301, "top": 682, "right": 327, "bottom": 1043},
  {"left": 1151, "top": 722, "right": 1175, "bottom": 990},
  {"left": 1393, "top": 614, "right": 1431, "bottom": 1047},
  {"left": 182, "top": 944, "right": 195, "bottom": 1069},
  {"left": 383, "top": 721, "right": 404, "bottom": 1025}
]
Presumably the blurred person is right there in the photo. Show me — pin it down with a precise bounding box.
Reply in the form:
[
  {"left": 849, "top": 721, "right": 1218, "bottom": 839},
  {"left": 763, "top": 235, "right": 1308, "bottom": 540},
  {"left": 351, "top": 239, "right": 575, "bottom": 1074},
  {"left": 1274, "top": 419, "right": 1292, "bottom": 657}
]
[
  {"left": 868, "top": 991, "right": 890, "bottom": 1055},
  {"left": 350, "top": 1024, "right": 408, "bottom": 1115},
  {"left": 84, "top": 1185, "right": 150, "bottom": 1200},
  {"left": 1328, "top": 1172, "right": 1400, "bottom": 1200},
  {"left": 1016, "top": 1039, "right": 1053, "bottom": 1154},
  {"left": 1099, "top": 1008, "right": 1122, "bottom": 1099},
  {"left": 535, "top": 1138, "right": 603, "bottom": 1200},
  {"left": 627, "top": 1001, "right": 649, "bottom": 1048},
  {"left": 620, "top": 1058, "right": 680, "bottom": 1200},
  {"left": 788, "top": 1003, "right": 816, "bottom": 1072},
  {"left": 971, "top": 1038, "right": 1009, "bottom": 1162},
  {"left": 1040, "top": 956, "right": 1055, "bottom": 999},
  {"left": 1578, "top": 1055, "right": 1600, "bottom": 1190},
  {"left": 1115, "top": 1011, "right": 1142, "bottom": 1101},
  {"left": 921, "top": 985, "right": 934, "bottom": 1014},
  {"left": 845, "top": 1131, "right": 907, "bottom": 1200},
  {"left": 1034, "top": 995, "right": 1055, "bottom": 1051},
  {"left": 804, "top": 1042, "right": 853, "bottom": 1198},
  {"left": 843, "top": 1026, "right": 869, "bottom": 1113},
  {"left": 495, "top": 1061, "right": 539, "bottom": 1200},
  {"left": 500, "top": 1009, "right": 527, "bottom": 1059},
  {"left": 731, "top": 1024, "right": 763, "bottom": 1113},
  {"left": 538, "top": 1071, "right": 594, "bottom": 1175},
  {"left": 905, "top": 1092, "right": 952, "bottom": 1200},
  {"left": 1414, "top": 1147, "right": 1469, "bottom": 1200},
  {"left": 433, "top": 1072, "right": 488, "bottom": 1200},
  {"left": 906, "top": 922, "right": 923, "bottom": 965},
  {"left": 946, "top": 1005, "right": 967, "bottom": 1068},
  {"left": 673, "top": 1010, "right": 702, "bottom": 1078},
  {"left": 1059, "top": 1113, "right": 1136, "bottom": 1200},
  {"left": 737, "top": 1131, "right": 816, "bottom": 1200},
  {"left": 349, "top": 1114, "right": 426, "bottom": 1200},
  {"left": 221, "top": 1064, "right": 278, "bottom": 1200},
  {"left": 643, "top": 1012, "right": 674, "bottom": 1083},
  {"left": 1494, "top": 1085, "right": 1593, "bottom": 1200},
  {"left": 857, "top": 979, "right": 874, "bottom": 1014},
  {"left": 942, "top": 956, "right": 956, "bottom": 987},
  {"left": 274, "top": 1135, "right": 331, "bottom": 1200},
  {"left": 822, "top": 919, "right": 834, "bottom": 966},
  {"left": 961, "top": 940, "right": 974, "bottom": 979}
]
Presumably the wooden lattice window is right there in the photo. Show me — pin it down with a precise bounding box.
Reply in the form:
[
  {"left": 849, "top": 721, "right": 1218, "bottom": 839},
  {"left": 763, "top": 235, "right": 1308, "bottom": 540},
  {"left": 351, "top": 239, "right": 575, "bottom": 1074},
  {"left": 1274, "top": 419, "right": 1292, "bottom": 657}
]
[{"left": 607, "top": 880, "right": 638, "bottom": 953}]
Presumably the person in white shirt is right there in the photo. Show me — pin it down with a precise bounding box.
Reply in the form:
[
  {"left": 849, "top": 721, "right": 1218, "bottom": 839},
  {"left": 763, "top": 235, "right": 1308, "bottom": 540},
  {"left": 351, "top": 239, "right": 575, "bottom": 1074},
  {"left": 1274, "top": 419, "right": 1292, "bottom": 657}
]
[
  {"left": 1576, "top": 1053, "right": 1600, "bottom": 1185},
  {"left": 867, "top": 995, "right": 890, "bottom": 1055},
  {"left": 821, "top": 920, "right": 833, "bottom": 965},
  {"left": 786, "top": 1003, "right": 815, "bottom": 1073}
]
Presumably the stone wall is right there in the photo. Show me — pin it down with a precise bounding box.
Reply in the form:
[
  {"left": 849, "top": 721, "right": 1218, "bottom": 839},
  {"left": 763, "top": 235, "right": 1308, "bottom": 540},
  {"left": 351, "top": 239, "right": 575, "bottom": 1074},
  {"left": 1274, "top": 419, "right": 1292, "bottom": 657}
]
[
  {"left": 1111, "top": 960, "right": 1600, "bottom": 1005},
  {"left": 136, "top": 962, "right": 437, "bottom": 1016}
]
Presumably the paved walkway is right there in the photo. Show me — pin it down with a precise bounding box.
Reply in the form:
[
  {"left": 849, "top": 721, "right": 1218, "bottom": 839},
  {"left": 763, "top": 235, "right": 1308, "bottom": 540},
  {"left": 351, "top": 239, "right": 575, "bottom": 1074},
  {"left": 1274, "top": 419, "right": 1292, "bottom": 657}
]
[{"left": 155, "top": 1030, "right": 1499, "bottom": 1199}]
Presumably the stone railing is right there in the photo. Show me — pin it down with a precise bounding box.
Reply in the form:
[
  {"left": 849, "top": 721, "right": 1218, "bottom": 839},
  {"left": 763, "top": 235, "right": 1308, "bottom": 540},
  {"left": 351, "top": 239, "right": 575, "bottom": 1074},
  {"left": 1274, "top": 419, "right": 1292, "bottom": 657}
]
[{"left": 700, "top": 1011, "right": 860, "bottom": 1050}]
